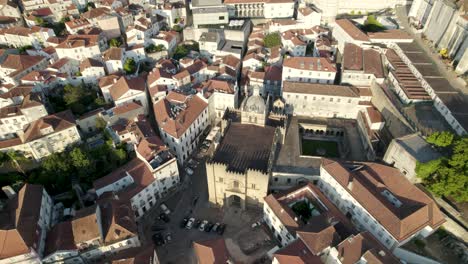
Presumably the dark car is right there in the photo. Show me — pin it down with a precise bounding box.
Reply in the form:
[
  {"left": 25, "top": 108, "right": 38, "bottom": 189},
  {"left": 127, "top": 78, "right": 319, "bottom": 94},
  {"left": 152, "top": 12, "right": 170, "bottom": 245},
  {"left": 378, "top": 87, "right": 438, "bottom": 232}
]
[
  {"left": 217, "top": 224, "right": 226, "bottom": 235},
  {"left": 152, "top": 233, "right": 165, "bottom": 246},
  {"left": 193, "top": 219, "right": 202, "bottom": 228},
  {"left": 204, "top": 222, "right": 214, "bottom": 232},
  {"left": 180, "top": 218, "right": 188, "bottom": 228},
  {"left": 151, "top": 225, "right": 165, "bottom": 231},
  {"left": 159, "top": 213, "right": 170, "bottom": 223}
]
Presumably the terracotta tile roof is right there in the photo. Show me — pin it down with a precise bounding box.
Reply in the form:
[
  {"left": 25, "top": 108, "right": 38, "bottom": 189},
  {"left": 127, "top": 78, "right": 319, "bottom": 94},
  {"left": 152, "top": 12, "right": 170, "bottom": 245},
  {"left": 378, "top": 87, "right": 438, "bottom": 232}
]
[
  {"left": 201, "top": 79, "right": 235, "bottom": 97},
  {"left": 65, "top": 18, "right": 91, "bottom": 29},
  {"left": 335, "top": 19, "right": 369, "bottom": 42},
  {"left": 366, "top": 106, "right": 383, "bottom": 124},
  {"left": 343, "top": 43, "right": 363, "bottom": 71},
  {"left": 147, "top": 68, "right": 174, "bottom": 86},
  {"left": 296, "top": 223, "right": 337, "bottom": 255},
  {"left": 1, "top": 54, "right": 46, "bottom": 76},
  {"left": 283, "top": 57, "right": 336, "bottom": 72},
  {"left": 103, "top": 47, "right": 124, "bottom": 61},
  {"left": 282, "top": 82, "right": 359, "bottom": 97},
  {"left": 136, "top": 136, "right": 167, "bottom": 161},
  {"left": 273, "top": 239, "right": 322, "bottom": 264},
  {"left": 111, "top": 101, "right": 143, "bottom": 115},
  {"left": 282, "top": 31, "right": 306, "bottom": 46},
  {"left": 44, "top": 221, "right": 77, "bottom": 256},
  {"left": 108, "top": 245, "right": 155, "bottom": 263},
  {"left": 22, "top": 110, "right": 76, "bottom": 142},
  {"left": 186, "top": 60, "right": 207, "bottom": 75},
  {"left": 193, "top": 238, "right": 231, "bottom": 264},
  {"left": 99, "top": 73, "right": 122, "bottom": 88},
  {"left": 336, "top": 232, "right": 400, "bottom": 264},
  {"left": 93, "top": 158, "right": 154, "bottom": 199},
  {"left": 49, "top": 57, "right": 70, "bottom": 70},
  {"left": 99, "top": 199, "right": 137, "bottom": 244},
  {"left": 0, "top": 184, "right": 44, "bottom": 259},
  {"left": 109, "top": 75, "right": 146, "bottom": 101},
  {"left": 363, "top": 49, "right": 384, "bottom": 78},
  {"left": 80, "top": 57, "right": 104, "bottom": 72},
  {"left": 218, "top": 54, "right": 240, "bottom": 69},
  {"left": 82, "top": 7, "right": 110, "bottom": 19},
  {"left": 321, "top": 159, "right": 446, "bottom": 241},
  {"left": 55, "top": 34, "right": 100, "bottom": 49},
  {"left": 71, "top": 206, "right": 101, "bottom": 245},
  {"left": 367, "top": 29, "right": 412, "bottom": 40},
  {"left": 153, "top": 92, "right": 208, "bottom": 138}
]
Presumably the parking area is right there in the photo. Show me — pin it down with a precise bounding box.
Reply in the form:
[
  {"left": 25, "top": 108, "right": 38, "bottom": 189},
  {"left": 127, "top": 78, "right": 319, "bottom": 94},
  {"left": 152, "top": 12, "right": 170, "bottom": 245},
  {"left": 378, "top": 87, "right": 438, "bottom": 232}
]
[{"left": 138, "top": 151, "right": 278, "bottom": 264}]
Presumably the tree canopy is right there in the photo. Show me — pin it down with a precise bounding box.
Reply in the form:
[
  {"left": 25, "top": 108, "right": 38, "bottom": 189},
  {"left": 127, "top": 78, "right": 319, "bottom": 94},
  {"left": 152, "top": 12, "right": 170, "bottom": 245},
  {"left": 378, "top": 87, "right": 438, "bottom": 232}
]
[
  {"left": 23, "top": 140, "right": 130, "bottom": 194},
  {"left": 416, "top": 132, "right": 468, "bottom": 202},
  {"left": 109, "top": 38, "right": 122, "bottom": 47},
  {"left": 50, "top": 83, "right": 105, "bottom": 115},
  {"left": 145, "top": 44, "right": 166, "bottom": 53},
  {"left": 426, "top": 131, "right": 454, "bottom": 148},
  {"left": 123, "top": 58, "right": 136, "bottom": 74},
  {"left": 264, "top": 33, "right": 281, "bottom": 48},
  {"left": 173, "top": 42, "right": 199, "bottom": 60},
  {"left": 362, "top": 15, "right": 385, "bottom": 32}
]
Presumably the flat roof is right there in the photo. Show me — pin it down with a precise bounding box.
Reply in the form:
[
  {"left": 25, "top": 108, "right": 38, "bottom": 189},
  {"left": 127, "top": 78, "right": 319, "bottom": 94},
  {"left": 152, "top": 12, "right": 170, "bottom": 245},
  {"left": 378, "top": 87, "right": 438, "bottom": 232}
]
[{"left": 211, "top": 123, "right": 276, "bottom": 173}]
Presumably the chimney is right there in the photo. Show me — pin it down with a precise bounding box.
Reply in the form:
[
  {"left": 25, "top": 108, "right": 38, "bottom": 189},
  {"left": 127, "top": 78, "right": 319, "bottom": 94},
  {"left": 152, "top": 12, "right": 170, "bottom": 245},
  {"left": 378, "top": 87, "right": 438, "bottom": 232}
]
[{"left": 347, "top": 179, "right": 353, "bottom": 190}]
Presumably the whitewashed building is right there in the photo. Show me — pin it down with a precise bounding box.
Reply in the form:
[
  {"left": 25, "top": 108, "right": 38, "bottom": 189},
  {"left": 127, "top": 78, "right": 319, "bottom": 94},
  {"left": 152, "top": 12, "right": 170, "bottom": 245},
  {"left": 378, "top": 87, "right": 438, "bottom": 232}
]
[
  {"left": 154, "top": 91, "right": 209, "bottom": 163},
  {"left": 282, "top": 57, "right": 336, "bottom": 85},
  {"left": 318, "top": 159, "right": 446, "bottom": 251}
]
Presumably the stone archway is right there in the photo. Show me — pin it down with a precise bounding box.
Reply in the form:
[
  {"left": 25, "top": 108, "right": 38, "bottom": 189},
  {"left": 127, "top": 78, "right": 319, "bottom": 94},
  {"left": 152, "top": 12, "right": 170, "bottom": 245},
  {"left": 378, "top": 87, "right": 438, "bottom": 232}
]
[{"left": 226, "top": 194, "right": 245, "bottom": 210}]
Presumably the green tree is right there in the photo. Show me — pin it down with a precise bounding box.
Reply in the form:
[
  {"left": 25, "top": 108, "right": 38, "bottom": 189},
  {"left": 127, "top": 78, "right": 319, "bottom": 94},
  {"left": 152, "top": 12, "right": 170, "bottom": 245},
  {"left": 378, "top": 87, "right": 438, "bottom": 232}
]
[
  {"left": 173, "top": 45, "right": 188, "bottom": 60},
  {"left": 172, "top": 25, "right": 183, "bottom": 33},
  {"left": 109, "top": 38, "right": 122, "bottom": 47},
  {"left": 1, "top": 151, "right": 28, "bottom": 176},
  {"left": 264, "top": 33, "right": 281, "bottom": 48},
  {"left": 95, "top": 116, "right": 107, "bottom": 131},
  {"left": 34, "top": 17, "right": 45, "bottom": 26},
  {"left": 362, "top": 15, "right": 385, "bottom": 32},
  {"left": 416, "top": 136, "right": 468, "bottom": 202},
  {"left": 70, "top": 148, "right": 90, "bottom": 169},
  {"left": 123, "top": 58, "right": 136, "bottom": 74},
  {"left": 426, "top": 131, "right": 454, "bottom": 148}
]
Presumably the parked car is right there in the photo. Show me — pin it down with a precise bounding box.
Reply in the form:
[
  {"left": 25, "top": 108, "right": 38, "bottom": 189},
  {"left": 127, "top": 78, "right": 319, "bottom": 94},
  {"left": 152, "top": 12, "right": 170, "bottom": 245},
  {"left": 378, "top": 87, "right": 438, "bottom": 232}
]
[
  {"left": 152, "top": 233, "right": 165, "bottom": 246},
  {"left": 199, "top": 220, "right": 208, "bottom": 231},
  {"left": 251, "top": 220, "right": 263, "bottom": 229},
  {"left": 160, "top": 203, "right": 171, "bottom": 215},
  {"left": 185, "top": 167, "right": 194, "bottom": 175},
  {"left": 159, "top": 213, "right": 170, "bottom": 223},
  {"left": 194, "top": 219, "right": 201, "bottom": 228},
  {"left": 217, "top": 224, "right": 226, "bottom": 235},
  {"left": 212, "top": 223, "right": 220, "bottom": 232},
  {"left": 204, "top": 222, "right": 214, "bottom": 232},
  {"left": 186, "top": 217, "right": 195, "bottom": 229},
  {"left": 180, "top": 218, "right": 189, "bottom": 228}
]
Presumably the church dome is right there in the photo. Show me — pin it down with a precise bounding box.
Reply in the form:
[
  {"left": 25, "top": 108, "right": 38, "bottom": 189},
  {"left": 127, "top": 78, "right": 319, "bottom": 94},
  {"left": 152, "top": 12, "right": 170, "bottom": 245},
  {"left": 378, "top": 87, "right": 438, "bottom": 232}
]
[{"left": 243, "top": 95, "right": 266, "bottom": 114}]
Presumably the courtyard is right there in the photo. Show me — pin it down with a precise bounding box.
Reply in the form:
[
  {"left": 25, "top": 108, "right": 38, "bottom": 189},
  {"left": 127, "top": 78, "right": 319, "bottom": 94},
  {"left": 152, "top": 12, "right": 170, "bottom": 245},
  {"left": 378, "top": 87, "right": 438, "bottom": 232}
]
[
  {"left": 301, "top": 139, "right": 339, "bottom": 157},
  {"left": 139, "top": 153, "right": 278, "bottom": 264}
]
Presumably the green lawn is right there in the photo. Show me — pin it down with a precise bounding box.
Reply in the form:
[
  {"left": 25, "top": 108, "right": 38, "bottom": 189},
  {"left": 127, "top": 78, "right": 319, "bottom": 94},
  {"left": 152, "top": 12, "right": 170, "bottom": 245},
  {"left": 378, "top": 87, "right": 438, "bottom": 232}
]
[{"left": 301, "top": 139, "right": 339, "bottom": 157}]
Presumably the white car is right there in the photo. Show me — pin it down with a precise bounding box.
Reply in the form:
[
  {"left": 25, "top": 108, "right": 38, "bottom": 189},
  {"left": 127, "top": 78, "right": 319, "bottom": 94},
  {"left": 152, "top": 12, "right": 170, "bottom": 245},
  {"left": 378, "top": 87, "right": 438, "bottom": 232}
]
[
  {"left": 199, "top": 220, "right": 208, "bottom": 231},
  {"left": 186, "top": 167, "right": 194, "bottom": 175},
  {"left": 186, "top": 218, "right": 195, "bottom": 229},
  {"left": 160, "top": 203, "right": 171, "bottom": 215}
]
